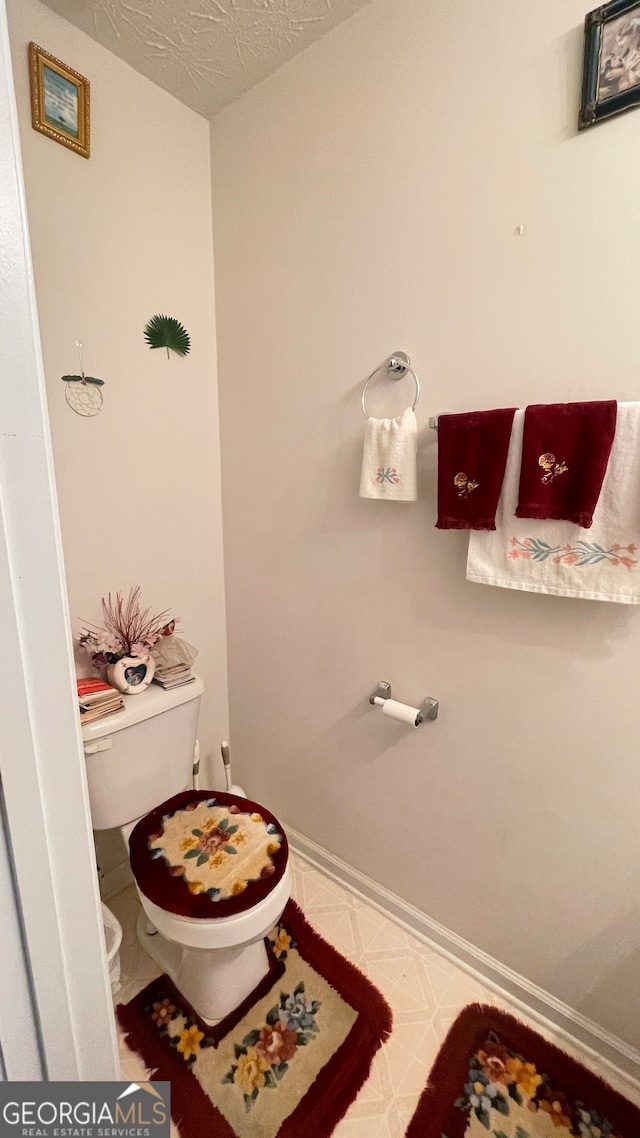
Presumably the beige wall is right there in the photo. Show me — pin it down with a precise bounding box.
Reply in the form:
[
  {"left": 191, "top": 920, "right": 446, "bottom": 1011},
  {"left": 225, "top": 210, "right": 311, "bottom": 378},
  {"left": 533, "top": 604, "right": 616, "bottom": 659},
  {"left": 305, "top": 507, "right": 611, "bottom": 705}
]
[
  {"left": 7, "top": 0, "right": 228, "bottom": 793},
  {"left": 210, "top": 0, "right": 640, "bottom": 1049}
]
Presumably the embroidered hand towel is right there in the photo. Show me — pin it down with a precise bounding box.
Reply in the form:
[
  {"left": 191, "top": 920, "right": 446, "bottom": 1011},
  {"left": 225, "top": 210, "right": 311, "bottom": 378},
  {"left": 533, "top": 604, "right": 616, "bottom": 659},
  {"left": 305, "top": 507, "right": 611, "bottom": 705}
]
[
  {"left": 436, "top": 408, "right": 517, "bottom": 529},
  {"left": 359, "top": 406, "right": 417, "bottom": 501},
  {"left": 467, "top": 403, "right": 640, "bottom": 603},
  {"left": 515, "top": 400, "right": 617, "bottom": 528}
]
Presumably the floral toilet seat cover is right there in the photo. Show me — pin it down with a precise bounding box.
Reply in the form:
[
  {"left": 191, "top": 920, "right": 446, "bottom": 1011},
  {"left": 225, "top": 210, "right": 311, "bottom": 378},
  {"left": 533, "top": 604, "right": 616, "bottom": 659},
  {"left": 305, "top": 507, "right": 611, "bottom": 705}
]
[{"left": 129, "top": 790, "right": 288, "bottom": 919}]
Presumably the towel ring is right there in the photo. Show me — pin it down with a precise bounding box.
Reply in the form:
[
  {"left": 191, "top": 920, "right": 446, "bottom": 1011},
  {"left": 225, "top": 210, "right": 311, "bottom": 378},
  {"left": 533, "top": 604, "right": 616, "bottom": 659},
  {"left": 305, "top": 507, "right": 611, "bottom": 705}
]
[{"left": 361, "top": 351, "right": 421, "bottom": 419}]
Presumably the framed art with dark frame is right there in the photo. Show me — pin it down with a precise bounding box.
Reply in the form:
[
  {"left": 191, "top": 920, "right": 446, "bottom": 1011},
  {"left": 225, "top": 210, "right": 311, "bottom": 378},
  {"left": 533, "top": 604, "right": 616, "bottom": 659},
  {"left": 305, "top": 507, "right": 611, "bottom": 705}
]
[
  {"left": 28, "top": 42, "right": 90, "bottom": 158},
  {"left": 580, "top": 0, "right": 640, "bottom": 128}
]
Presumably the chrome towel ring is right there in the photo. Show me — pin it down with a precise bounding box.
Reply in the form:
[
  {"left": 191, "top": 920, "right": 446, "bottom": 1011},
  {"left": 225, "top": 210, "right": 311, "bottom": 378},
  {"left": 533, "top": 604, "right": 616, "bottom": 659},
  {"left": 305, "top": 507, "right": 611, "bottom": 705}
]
[{"left": 361, "top": 351, "right": 421, "bottom": 419}]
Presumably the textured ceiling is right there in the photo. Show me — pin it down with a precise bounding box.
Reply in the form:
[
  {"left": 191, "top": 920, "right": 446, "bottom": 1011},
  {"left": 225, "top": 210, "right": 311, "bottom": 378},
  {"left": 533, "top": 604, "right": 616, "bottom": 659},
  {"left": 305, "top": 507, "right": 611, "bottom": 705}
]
[{"left": 40, "top": 0, "right": 373, "bottom": 118}]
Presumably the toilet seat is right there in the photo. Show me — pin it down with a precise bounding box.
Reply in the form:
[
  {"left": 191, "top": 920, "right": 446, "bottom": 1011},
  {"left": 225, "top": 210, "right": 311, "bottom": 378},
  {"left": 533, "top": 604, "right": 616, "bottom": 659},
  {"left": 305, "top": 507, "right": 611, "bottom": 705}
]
[
  {"left": 138, "top": 867, "right": 292, "bottom": 949},
  {"left": 129, "top": 789, "right": 289, "bottom": 920}
]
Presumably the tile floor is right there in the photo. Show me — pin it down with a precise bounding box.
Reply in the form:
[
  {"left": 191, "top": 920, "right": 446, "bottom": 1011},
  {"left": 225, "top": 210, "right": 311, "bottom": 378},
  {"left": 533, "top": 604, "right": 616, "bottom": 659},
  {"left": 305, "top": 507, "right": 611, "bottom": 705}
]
[{"left": 110, "top": 853, "right": 640, "bottom": 1138}]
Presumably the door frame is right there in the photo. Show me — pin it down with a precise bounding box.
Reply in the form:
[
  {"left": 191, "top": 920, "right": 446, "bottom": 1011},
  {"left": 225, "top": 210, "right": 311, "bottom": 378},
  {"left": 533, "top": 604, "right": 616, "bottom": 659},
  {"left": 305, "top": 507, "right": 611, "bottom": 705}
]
[
  {"left": 0, "top": 0, "right": 119, "bottom": 1080},
  {"left": 0, "top": 781, "right": 42, "bottom": 1080}
]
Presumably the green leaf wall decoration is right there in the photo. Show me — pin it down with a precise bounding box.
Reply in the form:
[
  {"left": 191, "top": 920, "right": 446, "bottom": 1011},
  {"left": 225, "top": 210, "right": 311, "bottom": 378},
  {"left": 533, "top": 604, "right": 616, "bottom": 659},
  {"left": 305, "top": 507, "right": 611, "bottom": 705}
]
[
  {"left": 144, "top": 314, "right": 191, "bottom": 358},
  {"left": 61, "top": 374, "right": 104, "bottom": 385}
]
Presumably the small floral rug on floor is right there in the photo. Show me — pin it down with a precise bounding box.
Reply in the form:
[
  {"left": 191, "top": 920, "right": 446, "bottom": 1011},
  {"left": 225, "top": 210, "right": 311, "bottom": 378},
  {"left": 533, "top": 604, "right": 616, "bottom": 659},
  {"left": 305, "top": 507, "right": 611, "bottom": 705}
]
[
  {"left": 117, "top": 899, "right": 391, "bottom": 1138},
  {"left": 405, "top": 1004, "right": 640, "bottom": 1138}
]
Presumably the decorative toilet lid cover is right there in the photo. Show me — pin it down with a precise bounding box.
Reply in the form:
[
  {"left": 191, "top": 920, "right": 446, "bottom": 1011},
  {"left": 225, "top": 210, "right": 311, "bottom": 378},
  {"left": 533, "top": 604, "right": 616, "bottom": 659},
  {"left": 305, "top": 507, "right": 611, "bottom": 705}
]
[{"left": 129, "top": 790, "right": 288, "bottom": 919}]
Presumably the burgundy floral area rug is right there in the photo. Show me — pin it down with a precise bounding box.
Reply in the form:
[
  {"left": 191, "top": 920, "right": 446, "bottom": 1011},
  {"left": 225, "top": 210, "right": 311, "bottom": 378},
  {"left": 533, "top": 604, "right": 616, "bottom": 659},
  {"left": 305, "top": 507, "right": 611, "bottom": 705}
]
[
  {"left": 117, "top": 899, "right": 391, "bottom": 1138},
  {"left": 405, "top": 1004, "right": 640, "bottom": 1138}
]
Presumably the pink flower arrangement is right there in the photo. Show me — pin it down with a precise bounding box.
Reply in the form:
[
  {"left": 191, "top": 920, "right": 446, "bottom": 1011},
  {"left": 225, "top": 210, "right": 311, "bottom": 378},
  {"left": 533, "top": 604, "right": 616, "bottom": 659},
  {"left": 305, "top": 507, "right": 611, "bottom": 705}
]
[{"left": 78, "top": 586, "right": 178, "bottom": 669}]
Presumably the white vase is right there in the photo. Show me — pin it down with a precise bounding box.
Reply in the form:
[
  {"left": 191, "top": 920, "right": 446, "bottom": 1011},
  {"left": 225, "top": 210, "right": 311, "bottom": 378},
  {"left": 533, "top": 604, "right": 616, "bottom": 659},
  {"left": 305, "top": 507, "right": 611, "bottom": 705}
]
[{"left": 106, "top": 654, "right": 155, "bottom": 695}]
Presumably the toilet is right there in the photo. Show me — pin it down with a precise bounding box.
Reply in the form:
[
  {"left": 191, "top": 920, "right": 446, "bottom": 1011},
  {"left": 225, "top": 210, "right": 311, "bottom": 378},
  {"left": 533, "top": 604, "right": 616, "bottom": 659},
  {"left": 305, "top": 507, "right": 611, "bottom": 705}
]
[{"left": 82, "top": 677, "right": 291, "bottom": 1021}]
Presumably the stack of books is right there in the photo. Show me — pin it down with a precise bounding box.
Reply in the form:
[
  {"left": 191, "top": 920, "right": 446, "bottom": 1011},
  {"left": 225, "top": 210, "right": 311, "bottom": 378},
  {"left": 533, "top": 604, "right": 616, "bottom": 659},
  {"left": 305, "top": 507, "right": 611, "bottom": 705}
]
[
  {"left": 153, "top": 663, "right": 195, "bottom": 691},
  {"left": 77, "top": 678, "right": 124, "bottom": 724}
]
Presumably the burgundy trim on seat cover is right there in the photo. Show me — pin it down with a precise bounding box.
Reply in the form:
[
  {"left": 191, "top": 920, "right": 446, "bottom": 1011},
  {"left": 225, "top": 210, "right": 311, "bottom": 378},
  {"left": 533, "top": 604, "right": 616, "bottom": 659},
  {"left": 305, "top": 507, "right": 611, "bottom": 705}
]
[{"left": 128, "top": 790, "right": 288, "bottom": 919}]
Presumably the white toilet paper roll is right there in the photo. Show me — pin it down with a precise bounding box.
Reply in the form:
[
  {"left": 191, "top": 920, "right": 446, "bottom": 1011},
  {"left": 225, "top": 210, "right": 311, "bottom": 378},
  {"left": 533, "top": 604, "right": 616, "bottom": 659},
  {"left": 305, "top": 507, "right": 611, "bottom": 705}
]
[{"left": 381, "top": 698, "right": 422, "bottom": 727}]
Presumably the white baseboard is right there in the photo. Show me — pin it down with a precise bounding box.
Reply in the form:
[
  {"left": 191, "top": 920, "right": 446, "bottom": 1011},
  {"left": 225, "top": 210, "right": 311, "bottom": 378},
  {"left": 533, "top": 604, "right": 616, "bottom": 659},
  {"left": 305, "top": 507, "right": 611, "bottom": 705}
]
[{"left": 286, "top": 825, "right": 640, "bottom": 1089}]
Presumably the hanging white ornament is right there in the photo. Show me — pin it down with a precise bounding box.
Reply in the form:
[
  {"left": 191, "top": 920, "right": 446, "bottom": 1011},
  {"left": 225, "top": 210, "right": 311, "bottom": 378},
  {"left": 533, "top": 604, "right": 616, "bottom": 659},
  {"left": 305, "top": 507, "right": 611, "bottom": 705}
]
[{"left": 62, "top": 341, "right": 105, "bottom": 417}]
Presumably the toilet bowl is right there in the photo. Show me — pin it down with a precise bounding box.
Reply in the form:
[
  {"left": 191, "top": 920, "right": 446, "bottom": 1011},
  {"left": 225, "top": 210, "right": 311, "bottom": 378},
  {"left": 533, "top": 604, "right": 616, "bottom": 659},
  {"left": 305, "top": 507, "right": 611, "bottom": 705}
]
[
  {"left": 82, "top": 678, "right": 291, "bottom": 1022},
  {"left": 127, "top": 788, "right": 290, "bottom": 1021},
  {"left": 135, "top": 870, "right": 291, "bottom": 1021}
]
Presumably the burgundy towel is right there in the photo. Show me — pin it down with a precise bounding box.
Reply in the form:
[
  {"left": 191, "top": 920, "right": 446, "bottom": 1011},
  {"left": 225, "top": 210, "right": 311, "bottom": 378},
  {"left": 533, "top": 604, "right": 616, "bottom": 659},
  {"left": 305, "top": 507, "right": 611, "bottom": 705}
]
[
  {"left": 515, "top": 400, "right": 617, "bottom": 528},
  {"left": 436, "top": 408, "right": 517, "bottom": 530}
]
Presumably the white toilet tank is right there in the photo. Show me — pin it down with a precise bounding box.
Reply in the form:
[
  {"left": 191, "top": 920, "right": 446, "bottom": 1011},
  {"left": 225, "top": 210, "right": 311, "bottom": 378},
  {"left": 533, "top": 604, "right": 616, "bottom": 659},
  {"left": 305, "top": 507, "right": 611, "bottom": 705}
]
[{"left": 82, "top": 676, "right": 204, "bottom": 830}]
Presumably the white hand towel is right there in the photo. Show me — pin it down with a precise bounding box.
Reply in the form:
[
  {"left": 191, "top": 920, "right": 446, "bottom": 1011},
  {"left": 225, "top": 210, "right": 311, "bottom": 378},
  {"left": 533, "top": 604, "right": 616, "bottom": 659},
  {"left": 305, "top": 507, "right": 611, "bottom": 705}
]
[
  {"left": 359, "top": 407, "right": 417, "bottom": 501},
  {"left": 467, "top": 402, "right": 640, "bottom": 603}
]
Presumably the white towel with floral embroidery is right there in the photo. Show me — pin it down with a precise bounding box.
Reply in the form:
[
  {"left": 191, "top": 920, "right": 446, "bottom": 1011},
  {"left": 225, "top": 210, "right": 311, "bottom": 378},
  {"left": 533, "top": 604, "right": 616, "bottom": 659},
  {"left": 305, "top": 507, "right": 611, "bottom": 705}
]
[
  {"left": 466, "top": 402, "right": 640, "bottom": 603},
  {"left": 359, "top": 407, "right": 417, "bottom": 501}
]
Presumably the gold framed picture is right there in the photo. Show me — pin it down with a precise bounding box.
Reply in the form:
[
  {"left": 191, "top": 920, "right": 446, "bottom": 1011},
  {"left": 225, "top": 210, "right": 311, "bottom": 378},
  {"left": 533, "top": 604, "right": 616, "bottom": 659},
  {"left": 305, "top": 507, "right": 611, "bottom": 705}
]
[
  {"left": 579, "top": 0, "right": 640, "bottom": 128},
  {"left": 28, "top": 43, "right": 90, "bottom": 158}
]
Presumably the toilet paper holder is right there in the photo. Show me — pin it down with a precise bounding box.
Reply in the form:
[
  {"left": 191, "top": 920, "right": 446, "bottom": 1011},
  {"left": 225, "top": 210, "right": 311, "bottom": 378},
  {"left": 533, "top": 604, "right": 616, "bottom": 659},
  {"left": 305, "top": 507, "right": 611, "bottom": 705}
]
[{"left": 368, "top": 681, "right": 439, "bottom": 724}]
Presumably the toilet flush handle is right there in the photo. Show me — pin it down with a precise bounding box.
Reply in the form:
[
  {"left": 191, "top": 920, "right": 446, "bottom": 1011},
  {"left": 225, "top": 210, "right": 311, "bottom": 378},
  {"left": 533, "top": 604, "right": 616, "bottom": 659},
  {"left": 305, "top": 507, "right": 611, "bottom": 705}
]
[{"left": 83, "top": 738, "right": 113, "bottom": 755}]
